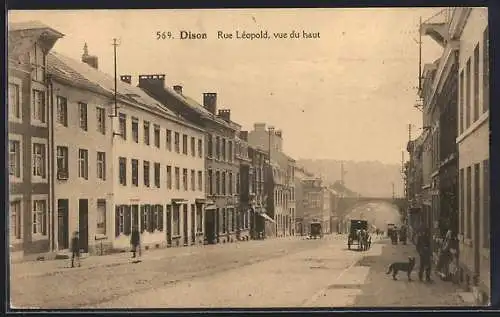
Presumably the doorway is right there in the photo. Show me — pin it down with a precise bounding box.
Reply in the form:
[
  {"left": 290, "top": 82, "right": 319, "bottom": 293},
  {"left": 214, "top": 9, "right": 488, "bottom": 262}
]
[
  {"left": 166, "top": 205, "right": 172, "bottom": 246},
  {"left": 191, "top": 204, "right": 195, "bottom": 244},
  {"left": 57, "top": 199, "right": 69, "bottom": 249},
  {"left": 204, "top": 208, "right": 216, "bottom": 244},
  {"left": 183, "top": 204, "right": 188, "bottom": 246},
  {"left": 78, "top": 199, "right": 89, "bottom": 253}
]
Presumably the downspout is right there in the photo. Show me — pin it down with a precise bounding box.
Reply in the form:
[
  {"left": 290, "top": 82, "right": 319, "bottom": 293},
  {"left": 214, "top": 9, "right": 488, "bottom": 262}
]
[{"left": 47, "top": 74, "right": 56, "bottom": 252}]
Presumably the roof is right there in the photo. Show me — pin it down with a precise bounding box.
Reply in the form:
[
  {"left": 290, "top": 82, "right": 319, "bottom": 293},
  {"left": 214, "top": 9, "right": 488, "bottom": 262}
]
[
  {"left": 9, "top": 20, "right": 64, "bottom": 37},
  {"left": 48, "top": 52, "right": 178, "bottom": 118}
]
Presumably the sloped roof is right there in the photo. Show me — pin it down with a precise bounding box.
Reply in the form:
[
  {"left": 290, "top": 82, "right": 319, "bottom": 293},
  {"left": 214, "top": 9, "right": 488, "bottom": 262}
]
[
  {"left": 48, "top": 52, "right": 178, "bottom": 118},
  {"left": 9, "top": 20, "right": 64, "bottom": 36}
]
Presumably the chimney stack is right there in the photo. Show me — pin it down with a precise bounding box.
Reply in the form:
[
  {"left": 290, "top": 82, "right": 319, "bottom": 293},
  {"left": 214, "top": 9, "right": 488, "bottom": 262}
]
[
  {"left": 275, "top": 130, "right": 283, "bottom": 138},
  {"left": 138, "top": 74, "right": 166, "bottom": 95},
  {"left": 120, "top": 75, "right": 132, "bottom": 84},
  {"left": 173, "top": 85, "right": 183, "bottom": 94},
  {"left": 240, "top": 131, "right": 249, "bottom": 141},
  {"left": 203, "top": 93, "right": 217, "bottom": 115},
  {"left": 218, "top": 109, "right": 231, "bottom": 122},
  {"left": 254, "top": 123, "right": 266, "bottom": 131},
  {"left": 81, "top": 43, "right": 98, "bottom": 69}
]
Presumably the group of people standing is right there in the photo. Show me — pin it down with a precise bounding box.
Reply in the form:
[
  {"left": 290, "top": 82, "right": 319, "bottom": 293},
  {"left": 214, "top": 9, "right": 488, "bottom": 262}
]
[{"left": 68, "top": 226, "right": 143, "bottom": 268}]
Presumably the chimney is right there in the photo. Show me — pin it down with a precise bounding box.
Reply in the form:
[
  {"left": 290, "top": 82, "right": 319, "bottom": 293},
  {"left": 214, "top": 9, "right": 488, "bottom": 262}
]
[
  {"left": 81, "top": 43, "right": 98, "bottom": 69},
  {"left": 240, "top": 131, "right": 249, "bottom": 141},
  {"left": 120, "top": 75, "right": 132, "bottom": 84},
  {"left": 218, "top": 109, "right": 231, "bottom": 122},
  {"left": 275, "top": 130, "right": 282, "bottom": 138},
  {"left": 254, "top": 123, "right": 266, "bottom": 131},
  {"left": 173, "top": 85, "right": 183, "bottom": 94},
  {"left": 138, "top": 74, "right": 166, "bottom": 94},
  {"left": 203, "top": 92, "right": 217, "bottom": 115}
]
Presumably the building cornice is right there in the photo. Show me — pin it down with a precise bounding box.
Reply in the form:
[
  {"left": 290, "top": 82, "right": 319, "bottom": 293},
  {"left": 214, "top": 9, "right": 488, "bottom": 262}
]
[{"left": 449, "top": 8, "right": 472, "bottom": 40}]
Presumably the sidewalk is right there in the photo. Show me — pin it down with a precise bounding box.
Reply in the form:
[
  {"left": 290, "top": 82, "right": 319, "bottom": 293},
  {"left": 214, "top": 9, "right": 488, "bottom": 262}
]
[
  {"left": 10, "top": 234, "right": 311, "bottom": 280},
  {"left": 351, "top": 239, "right": 472, "bottom": 307}
]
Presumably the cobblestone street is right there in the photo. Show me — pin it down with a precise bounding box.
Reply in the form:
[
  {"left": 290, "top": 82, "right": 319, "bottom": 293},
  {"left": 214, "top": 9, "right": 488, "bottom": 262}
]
[{"left": 11, "top": 235, "right": 470, "bottom": 309}]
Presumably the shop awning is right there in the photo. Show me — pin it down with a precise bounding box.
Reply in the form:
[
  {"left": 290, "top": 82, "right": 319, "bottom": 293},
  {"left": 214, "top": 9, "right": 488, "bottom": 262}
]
[
  {"left": 258, "top": 213, "right": 275, "bottom": 223},
  {"left": 172, "top": 199, "right": 188, "bottom": 204}
]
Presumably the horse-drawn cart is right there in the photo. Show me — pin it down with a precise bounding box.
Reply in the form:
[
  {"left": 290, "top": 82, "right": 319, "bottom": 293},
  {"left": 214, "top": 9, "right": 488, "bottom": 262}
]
[{"left": 347, "top": 219, "right": 370, "bottom": 251}]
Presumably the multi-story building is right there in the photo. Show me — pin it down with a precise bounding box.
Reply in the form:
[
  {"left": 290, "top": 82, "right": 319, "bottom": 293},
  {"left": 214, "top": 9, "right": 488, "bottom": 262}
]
[
  {"left": 247, "top": 144, "right": 272, "bottom": 239},
  {"left": 294, "top": 166, "right": 314, "bottom": 235},
  {"left": 8, "top": 22, "right": 63, "bottom": 259},
  {"left": 454, "top": 7, "right": 489, "bottom": 304},
  {"left": 275, "top": 151, "right": 296, "bottom": 237},
  {"left": 406, "top": 132, "right": 426, "bottom": 243},
  {"left": 235, "top": 131, "right": 252, "bottom": 241},
  {"left": 329, "top": 188, "right": 340, "bottom": 234},
  {"left": 298, "top": 177, "right": 331, "bottom": 235},
  {"left": 136, "top": 77, "right": 241, "bottom": 245}
]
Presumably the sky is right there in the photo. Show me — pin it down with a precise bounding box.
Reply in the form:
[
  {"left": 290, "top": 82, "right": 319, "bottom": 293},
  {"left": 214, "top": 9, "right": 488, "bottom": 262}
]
[{"left": 9, "top": 8, "right": 446, "bottom": 164}]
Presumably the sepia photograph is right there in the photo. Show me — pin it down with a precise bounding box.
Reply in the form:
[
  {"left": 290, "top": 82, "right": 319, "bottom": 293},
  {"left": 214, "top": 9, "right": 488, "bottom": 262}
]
[{"left": 7, "top": 7, "right": 490, "bottom": 309}]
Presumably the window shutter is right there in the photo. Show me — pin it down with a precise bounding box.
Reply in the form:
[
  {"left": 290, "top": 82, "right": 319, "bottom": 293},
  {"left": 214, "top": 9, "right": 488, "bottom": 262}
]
[
  {"left": 140, "top": 205, "right": 145, "bottom": 233},
  {"left": 124, "top": 206, "right": 131, "bottom": 235},
  {"left": 159, "top": 205, "right": 164, "bottom": 231},
  {"left": 42, "top": 209, "right": 47, "bottom": 235},
  {"left": 115, "top": 206, "right": 120, "bottom": 237}
]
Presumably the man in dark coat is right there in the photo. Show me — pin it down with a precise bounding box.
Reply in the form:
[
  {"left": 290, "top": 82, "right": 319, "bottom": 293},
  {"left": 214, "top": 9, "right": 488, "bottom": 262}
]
[
  {"left": 71, "top": 231, "right": 81, "bottom": 268},
  {"left": 416, "top": 228, "right": 432, "bottom": 282},
  {"left": 130, "top": 226, "right": 141, "bottom": 258}
]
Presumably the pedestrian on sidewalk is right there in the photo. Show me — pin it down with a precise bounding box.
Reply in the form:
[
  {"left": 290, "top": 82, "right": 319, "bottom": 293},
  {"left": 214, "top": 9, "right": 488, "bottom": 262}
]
[
  {"left": 416, "top": 228, "right": 432, "bottom": 282},
  {"left": 130, "top": 225, "right": 141, "bottom": 259},
  {"left": 70, "top": 231, "right": 81, "bottom": 268}
]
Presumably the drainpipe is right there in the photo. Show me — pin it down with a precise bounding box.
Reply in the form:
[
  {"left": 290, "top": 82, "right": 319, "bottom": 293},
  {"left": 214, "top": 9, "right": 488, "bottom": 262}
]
[{"left": 47, "top": 75, "right": 56, "bottom": 252}]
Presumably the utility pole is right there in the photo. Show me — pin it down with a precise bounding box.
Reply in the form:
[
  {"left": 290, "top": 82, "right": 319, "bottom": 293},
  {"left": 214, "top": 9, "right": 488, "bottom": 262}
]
[
  {"left": 340, "top": 161, "right": 346, "bottom": 187},
  {"left": 408, "top": 123, "right": 412, "bottom": 142},
  {"left": 392, "top": 182, "right": 395, "bottom": 200},
  {"left": 418, "top": 16, "right": 422, "bottom": 94},
  {"left": 112, "top": 38, "right": 120, "bottom": 117}
]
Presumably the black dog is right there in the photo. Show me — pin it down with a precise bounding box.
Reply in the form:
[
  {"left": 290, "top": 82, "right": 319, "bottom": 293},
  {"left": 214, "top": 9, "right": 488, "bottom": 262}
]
[{"left": 386, "top": 256, "right": 416, "bottom": 281}]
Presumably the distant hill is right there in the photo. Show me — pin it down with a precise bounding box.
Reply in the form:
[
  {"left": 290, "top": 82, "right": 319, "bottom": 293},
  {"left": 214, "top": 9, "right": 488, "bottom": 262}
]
[{"left": 297, "top": 159, "right": 404, "bottom": 198}]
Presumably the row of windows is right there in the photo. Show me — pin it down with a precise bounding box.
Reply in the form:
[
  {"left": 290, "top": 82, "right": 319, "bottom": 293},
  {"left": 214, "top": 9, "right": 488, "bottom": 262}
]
[
  {"left": 9, "top": 198, "right": 47, "bottom": 240},
  {"left": 118, "top": 157, "right": 203, "bottom": 191},
  {"left": 207, "top": 133, "right": 235, "bottom": 162},
  {"left": 206, "top": 170, "right": 238, "bottom": 196},
  {"left": 118, "top": 113, "right": 203, "bottom": 158},
  {"left": 217, "top": 208, "right": 249, "bottom": 233},
  {"left": 55, "top": 146, "right": 106, "bottom": 181},
  {"left": 9, "top": 138, "right": 47, "bottom": 180},
  {"left": 115, "top": 204, "right": 203, "bottom": 237},
  {"left": 459, "top": 159, "right": 489, "bottom": 249},
  {"left": 459, "top": 27, "right": 489, "bottom": 135}
]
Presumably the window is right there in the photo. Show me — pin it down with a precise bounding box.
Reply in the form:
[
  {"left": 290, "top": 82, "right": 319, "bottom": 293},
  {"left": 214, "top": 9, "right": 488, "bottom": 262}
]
[
  {"left": 115, "top": 205, "right": 132, "bottom": 236},
  {"left": 155, "top": 205, "right": 164, "bottom": 231},
  {"left": 32, "top": 143, "right": 46, "bottom": 178},
  {"left": 208, "top": 169, "right": 213, "bottom": 195},
  {"left": 55, "top": 96, "right": 68, "bottom": 126},
  {"left": 78, "top": 149, "right": 89, "bottom": 180},
  {"left": 144, "top": 161, "right": 150, "bottom": 187},
  {"left": 154, "top": 162, "right": 161, "bottom": 188},
  {"left": 32, "top": 199, "right": 47, "bottom": 235},
  {"left": 173, "top": 205, "right": 180, "bottom": 236},
  {"left": 97, "top": 151, "right": 106, "bottom": 180},
  {"left": 132, "top": 117, "right": 139, "bottom": 143},
  {"left": 175, "top": 167, "right": 180, "bottom": 190},
  {"left": 207, "top": 134, "right": 213, "bottom": 157},
  {"left": 198, "top": 139, "right": 203, "bottom": 157},
  {"left": 79, "top": 102, "right": 88, "bottom": 131},
  {"left": 232, "top": 209, "right": 236, "bottom": 232},
  {"left": 9, "top": 140, "right": 21, "bottom": 178},
  {"left": 215, "top": 136, "right": 220, "bottom": 159},
  {"left": 483, "top": 159, "right": 489, "bottom": 248},
  {"left": 56, "top": 146, "right": 68, "bottom": 179},
  {"left": 144, "top": 121, "right": 150, "bottom": 145},
  {"left": 198, "top": 171, "right": 203, "bottom": 191},
  {"left": 154, "top": 125, "right": 160, "bottom": 148},
  {"left": 465, "top": 59, "right": 471, "bottom": 129},
  {"left": 166, "top": 166, "right": 172, "bottom": 189},
  {"left": 96, "top": 199, "right": 106, "bottom": 235},
  {"left": 216, "top": 171, "right": 220, "bottom": 195},
  {"left": 229, "top": 172, "right": 233, "bottom": 195},
  {"left": 10, "top": 200, "right": 22, "bottom": 240},
  {"left": 236, "top": 172, "right": 240, "bottom": 194},
  {"left": 119, "top": 157, "right": 127, "bottom": 185},
  {"left": 191, "top": 169, "right": 195, "bottom": 191},
  {"left": 229, "top": 141, "right": 233, "bottom": 162},
  {"left": 483, "top": 27, "right": 489, "bottom": 113},
  {"left": 96, "top": 107, "right": 106, "bottom": 134},
  {"left": 196, "top": 206, "right": 203, "bottom": 233},
  {"left": 466, "top": 166, "right": 472, "bottom": 239},
  {"left": 118, "top": 113, "right": 127, "bottom": 139},
  {"left": 222, "top": 208, "right": 227, "bottom": 233},
  {"left": 174, "top": 132, "right": 180, "bottom": 153},
  {"left": 222, "top": 139, "right": 226, "bottom": 161},
  {"left": 182, "top": 134, "right": 188, "bottom": 155},
  {"left": 222, "top": 172, "right": 226, "bottom": 195},
  {"left": 8, "top": 83, "right": 20, "bottom": 120},
  {"left": 183, "top": 168, "right": 188, "bottom": 191},
  {"left": 30, "top": 43, "right": 45, "bottom": 82},
  {"left": 166, "top": 129, "right": 172, "bottom": 151},
  {"left": 131, "top": 159, "right": 139, "bottom": 186},
  {"left": 32, "top": 89, "right": 46, "bottom": 123},
  {"left": 191, "top": 137, "right": 196, "bottom": 156},
  {"left": 473, "top": 44, "right": 480, "bottom": 122}
]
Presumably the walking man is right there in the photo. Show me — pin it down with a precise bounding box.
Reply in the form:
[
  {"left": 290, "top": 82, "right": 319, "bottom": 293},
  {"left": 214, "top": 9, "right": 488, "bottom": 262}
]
[
  {"left": 70, "top": 231, "right": 81, "bottom": 268},
  {"left": 416, "top": 228, "right": 432, "bottom": 282},
  {"left": 130, "top": 225, "right": 141, "bottom": 259}
]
